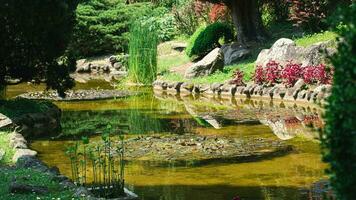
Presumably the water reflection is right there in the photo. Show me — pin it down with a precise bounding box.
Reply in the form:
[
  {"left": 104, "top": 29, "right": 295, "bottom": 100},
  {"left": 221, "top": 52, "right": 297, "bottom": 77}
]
[{"left": 29, "top": 87, "right": 327, "bottom": 200}]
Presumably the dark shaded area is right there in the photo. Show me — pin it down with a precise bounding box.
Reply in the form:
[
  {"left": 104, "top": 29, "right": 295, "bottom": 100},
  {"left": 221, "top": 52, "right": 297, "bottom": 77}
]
[{"left": 128, "top": 184, "right": 309, "bottom": 200}]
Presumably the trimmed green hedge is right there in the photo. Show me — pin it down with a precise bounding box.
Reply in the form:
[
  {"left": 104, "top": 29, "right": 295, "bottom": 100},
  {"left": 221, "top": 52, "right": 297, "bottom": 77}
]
[
  {"left": 186, "top": 22, "right": 234, "bottom": 60},
  {"left": 322, "top": 3, "right": 356, "bottom": 200}
]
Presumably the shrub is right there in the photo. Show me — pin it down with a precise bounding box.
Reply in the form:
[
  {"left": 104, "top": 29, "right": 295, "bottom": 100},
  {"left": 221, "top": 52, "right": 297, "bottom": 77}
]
[
  {"left": 186, "top": 22, "right": 234, "bottom": 60},
  {"left": 209, "top": 3, "right": 229, "bottom": 22},
  {"left": 128, "top": 21, "right": 158, "bottom": 85},
  {"left": 265, "top": 60, "right": 282, "bottom": 84},
  {"left": 172, "top": 0, "right": 201, "bottom": 36},
  {"left": 322, "top": 3, "right": 356, "bottom": 200},
  {"left": 281, "top": 62, "right": 303, "bottom": 87},
  {"left": 253, "top": 65, "right": 265, "bottom": 84},
  {"left": 287, "top": 0, "right": 329, "bottom": 31},
  {"left": 229, "top": 69, "right": 244, "bottom": 85},
  {"left": 68, "top": 0, "right": 159, "bottom": 58},
  {"left": 303, "top": 64, "right": 333, "bottom": 84}
]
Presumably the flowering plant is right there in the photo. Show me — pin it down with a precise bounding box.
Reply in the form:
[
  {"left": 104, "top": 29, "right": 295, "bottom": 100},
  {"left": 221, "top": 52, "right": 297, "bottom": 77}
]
[
  {"left": 230, "top": 69, "right": 244, "bottom": 85},
  {"left": 265, "top": 60, "right": 282, "bottom": 84},
  {"left": 281, "top": 61, "right": 303, "bottom": 87}
]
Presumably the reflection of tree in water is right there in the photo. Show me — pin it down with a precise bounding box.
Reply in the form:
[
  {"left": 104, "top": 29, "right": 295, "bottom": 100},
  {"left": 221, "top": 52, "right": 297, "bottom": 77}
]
[{"left": 61, "top": 93, "right": 198, "bottom": 136}]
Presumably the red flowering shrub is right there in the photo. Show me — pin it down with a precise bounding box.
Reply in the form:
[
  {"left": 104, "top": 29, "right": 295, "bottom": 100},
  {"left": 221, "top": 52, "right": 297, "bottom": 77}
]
[
  {"left": 303, "top": 64, "right": 333, "bottom": 84},
  {"left": 254, "top": 65, "right": 265, "bottom": 84},
  {"left": 265, "top": 60, "right": 282, "bottom": 84},
  {"left": 230, "top": 69, "right": 244, "bottom": 85},
  {"left": 281, "top": 61, "right": 303, "bottom": 87},
  {"left": 209, "top": 3, "right": 229, "bottom": 22}
]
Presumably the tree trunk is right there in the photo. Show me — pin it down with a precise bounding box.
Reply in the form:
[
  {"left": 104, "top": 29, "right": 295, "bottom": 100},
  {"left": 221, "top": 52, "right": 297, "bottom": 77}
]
[{"left": 228, "top": 0, "right": 268, "bottom": 46}]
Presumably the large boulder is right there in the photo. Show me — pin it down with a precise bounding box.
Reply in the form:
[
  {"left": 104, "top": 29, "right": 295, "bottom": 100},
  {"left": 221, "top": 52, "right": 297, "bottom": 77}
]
[
  {"left": 220, "top": 43, "right": 251, "bottom": 65},
  {"left": 185, "top": 48, "right": 224, "bottom": 79},
  {"left": 256, "top": 38, "right": 335, "bottom": 67},
  {"left": 12, "top": 149, "right": 37, "bottom": 163}
]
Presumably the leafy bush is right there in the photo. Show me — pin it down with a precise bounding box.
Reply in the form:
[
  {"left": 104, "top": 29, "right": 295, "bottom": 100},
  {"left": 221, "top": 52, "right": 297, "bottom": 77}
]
[
  {"left": 253, "top": 65, "right": 265, "bottom": 84},
  {"left": 139, "top": 7, "right": 177, "bottom": 42},
  {"left": 128, "top": 22, "right": 158, "bottom": 84},
  {"left": 209, "top": 3, "right": 230, "bottom": 22},
  {"left": 172, "top": 0, "right": 201, "bottom": 36},
  {"left": 265, "top": 60, "right": 282, "bottom": 84},
  {"left": 229, "top": 69, "right": 244, "bottom": 85},
  {"left": 281, "top": 62, "right": 303, "bottom": 87},
  {"left": 287, "top": 0, "right": 329, "bottom": 31},
  {"left": 322, "top": 3, "right": 356, "bottom": 200},
  {"left": 186, "top": 22, "right": 234, "bottom": 60},
  {"left": 69, "top": 0, "right": 156, "bottom": 58},
  {"left": 303, "top": 64, "right": 333, "bottom": 84}
]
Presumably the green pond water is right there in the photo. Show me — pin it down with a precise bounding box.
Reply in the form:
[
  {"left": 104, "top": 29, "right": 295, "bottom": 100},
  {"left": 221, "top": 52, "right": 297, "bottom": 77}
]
[{"left": 7, "top": 82, "right": 328, "bottom": 200}]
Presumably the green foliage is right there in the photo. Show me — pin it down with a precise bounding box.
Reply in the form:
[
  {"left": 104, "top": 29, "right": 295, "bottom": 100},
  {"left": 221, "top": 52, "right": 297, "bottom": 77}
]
[
  {"left": 0, "top": 99, "right": 53, "bottom": 119},
  {"left": 0, "top": 167, "right": 74, "bottom": 199},
  {"left": 128, "top": 22, "right": 158, "bottom": 84},
  {"left": 0, "top": 0, "right": 78, "bottom": 96},
  {"left": 139, "top": 7, "right": 177, "bottom": 42},
  {"left": 69, "top": 0, "right": 153, "bottom": 58},
  {"left": 186, "top": 22, "right": 234, "bottom": 60},
  {"left": 69, "top": 0, "right": 174, "bottom": 58},
  {"left": 0, "top": 132, "right": 14, "bottom": 165},
  {"left": 322, "top": 3, "right": 356, "bottom": 200}
]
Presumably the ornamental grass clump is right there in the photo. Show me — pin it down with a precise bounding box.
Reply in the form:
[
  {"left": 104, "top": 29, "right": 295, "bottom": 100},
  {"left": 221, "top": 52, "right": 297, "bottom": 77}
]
[{"left": 128, "top": 21, "right": 158, "bottom": 85}]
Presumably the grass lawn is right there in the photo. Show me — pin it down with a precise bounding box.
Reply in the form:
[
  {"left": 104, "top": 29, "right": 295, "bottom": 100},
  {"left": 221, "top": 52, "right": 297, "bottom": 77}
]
[
  {"left": 158, "top": 23, "right": 338, "bottom": 84},
  {"left": 0, "top": 132, "right": 76, "bottom": 200}
]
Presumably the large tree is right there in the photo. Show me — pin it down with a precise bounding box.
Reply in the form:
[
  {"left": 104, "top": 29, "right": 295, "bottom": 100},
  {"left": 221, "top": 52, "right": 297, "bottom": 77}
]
[
  {"left": 204, "top": 0, "right": 268, "bottom": 45},
  {"left": 0, "top": 0, "right": 79, "bottom": 97}
]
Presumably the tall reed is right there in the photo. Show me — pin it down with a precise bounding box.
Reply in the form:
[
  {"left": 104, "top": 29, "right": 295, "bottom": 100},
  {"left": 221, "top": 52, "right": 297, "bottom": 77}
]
[{"left": 128, "top": 21, "right": 158, "bottom": 85}]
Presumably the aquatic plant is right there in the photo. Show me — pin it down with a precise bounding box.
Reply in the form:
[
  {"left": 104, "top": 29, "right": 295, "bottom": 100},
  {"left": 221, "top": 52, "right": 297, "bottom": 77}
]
[
  {"left": 128, "top": 21, "right": 158, "bottom": 85},
  {"left": 65, "top": 124, "right": 125, "bottom": 198}
]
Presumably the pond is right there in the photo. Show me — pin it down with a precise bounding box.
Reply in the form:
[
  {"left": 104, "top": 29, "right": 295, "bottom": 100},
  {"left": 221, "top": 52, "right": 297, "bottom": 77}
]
[{"left": 8, "top": 83, "right": 327, "bottom": 200}]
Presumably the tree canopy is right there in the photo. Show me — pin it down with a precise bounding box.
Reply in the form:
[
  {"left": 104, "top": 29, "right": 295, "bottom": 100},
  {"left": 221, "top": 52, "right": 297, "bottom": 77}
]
[{"left": 0, "top": 0, "right": 79, "bottom": 96}]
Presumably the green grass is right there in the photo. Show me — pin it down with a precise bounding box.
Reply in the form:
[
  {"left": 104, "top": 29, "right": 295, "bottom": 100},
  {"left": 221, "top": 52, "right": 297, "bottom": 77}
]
[
  {"left": 0, "top": 133, "right": 75, "bottom": 199},
  {"left": 295, "top": 31, "right": 338, "bottom": 47},
  {"left": 0, "top": 132, "right": 14, "bottom": 165},
  {"left": 158, "top": 54, "right": 190, "bottom": 74},
  {"left": 0, "top": 99, "right": 52, "bottom": 119},
  {"left": 0, "top": 167, "right": 76, "bottom": 200},
  {"left": 159, "top": 24, "right": 338, "bottom": 84}
]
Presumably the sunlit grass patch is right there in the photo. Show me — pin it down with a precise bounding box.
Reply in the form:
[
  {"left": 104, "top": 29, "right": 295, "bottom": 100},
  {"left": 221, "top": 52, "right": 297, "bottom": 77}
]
[{"left": 295, "top": 31, "right": 338, "bottom": 47}]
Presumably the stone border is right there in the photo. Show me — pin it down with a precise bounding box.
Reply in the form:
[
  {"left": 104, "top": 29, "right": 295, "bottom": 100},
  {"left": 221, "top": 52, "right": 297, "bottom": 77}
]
[
  {"left": 18, "top": 89, "right": 133, "bottom": 101},
  {"left": 153, "top": 80, "right": 332, "bottom": 106}
]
